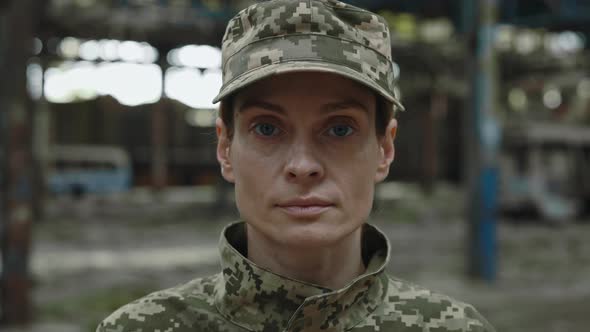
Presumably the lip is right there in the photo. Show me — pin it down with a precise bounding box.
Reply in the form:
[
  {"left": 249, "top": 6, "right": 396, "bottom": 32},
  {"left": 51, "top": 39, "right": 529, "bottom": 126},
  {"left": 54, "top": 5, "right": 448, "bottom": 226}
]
[
  {"left": 276, "top": 197, "right": 334, "bottom": 218},
  {"left": 277, "top": 196, "right": 333, "bottom": 207}
]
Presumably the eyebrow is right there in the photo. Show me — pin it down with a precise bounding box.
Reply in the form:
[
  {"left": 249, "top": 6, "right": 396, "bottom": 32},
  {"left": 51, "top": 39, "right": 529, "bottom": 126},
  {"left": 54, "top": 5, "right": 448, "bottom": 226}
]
[
  {"left": 321, "top": 100, "right": 369, "bottom": 114},
  {"left": 238, "top": 99, "right": 370, "bottom": 115},
  {"left": 238, "top": 100, "right": 285, "bottom": 114}
]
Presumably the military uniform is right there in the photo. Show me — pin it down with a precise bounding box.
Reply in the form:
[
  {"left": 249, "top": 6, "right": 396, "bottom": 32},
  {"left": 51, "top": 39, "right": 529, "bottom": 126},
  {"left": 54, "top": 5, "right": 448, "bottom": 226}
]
[
  {"left": 98, "top": 1, "right": 496, "bottom": 330},
  {"left": 97, "top": 222, "right": 495, "bottom": 331}
]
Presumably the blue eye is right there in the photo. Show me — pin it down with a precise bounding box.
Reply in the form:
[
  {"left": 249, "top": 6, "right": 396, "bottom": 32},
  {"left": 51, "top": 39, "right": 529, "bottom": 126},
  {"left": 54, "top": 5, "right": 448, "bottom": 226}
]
[
  {"left": 254, "top": 123, "right": 280, "bottom": 137},
  {"left": 328, "top": 125, "right": 354, "bottom": 137}
]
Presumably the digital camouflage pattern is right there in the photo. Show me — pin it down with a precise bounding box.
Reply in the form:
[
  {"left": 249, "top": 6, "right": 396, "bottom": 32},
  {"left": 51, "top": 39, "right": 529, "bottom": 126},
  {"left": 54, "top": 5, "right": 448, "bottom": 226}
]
[
  {"left": 212, "top": 0, "right": 405, "bottom": 112},
  {"left": 97, "top": 222, "right": 496, "bottom": 332}
]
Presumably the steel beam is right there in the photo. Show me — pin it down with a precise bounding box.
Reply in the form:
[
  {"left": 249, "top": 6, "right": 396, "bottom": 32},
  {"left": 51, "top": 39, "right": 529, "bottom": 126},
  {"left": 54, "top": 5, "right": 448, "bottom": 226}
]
[
  {"left": 465, "top": 0, "right": 501, "bottom": 282},
  {"left": 0, "top": 0, "right": 35, "bottom": 324}
]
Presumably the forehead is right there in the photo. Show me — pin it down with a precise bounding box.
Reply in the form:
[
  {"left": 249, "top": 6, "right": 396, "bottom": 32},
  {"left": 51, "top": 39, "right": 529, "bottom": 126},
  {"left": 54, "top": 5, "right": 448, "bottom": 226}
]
[{"left": 235, "top": 72, "right": 376, "bottom": 106}]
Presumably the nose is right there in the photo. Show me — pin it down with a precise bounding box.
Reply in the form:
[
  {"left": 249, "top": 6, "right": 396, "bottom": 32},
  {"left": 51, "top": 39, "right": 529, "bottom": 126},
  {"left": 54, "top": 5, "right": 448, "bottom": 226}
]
[{"left": 284, "top": 143, "right": 324, "bottom": 183}]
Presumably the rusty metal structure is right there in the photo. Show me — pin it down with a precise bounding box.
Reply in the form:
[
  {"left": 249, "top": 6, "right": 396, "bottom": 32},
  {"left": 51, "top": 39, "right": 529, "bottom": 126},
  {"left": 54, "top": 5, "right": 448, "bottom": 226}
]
[{"left": 0, "top": 0, "right": 39, "bottom": 324}]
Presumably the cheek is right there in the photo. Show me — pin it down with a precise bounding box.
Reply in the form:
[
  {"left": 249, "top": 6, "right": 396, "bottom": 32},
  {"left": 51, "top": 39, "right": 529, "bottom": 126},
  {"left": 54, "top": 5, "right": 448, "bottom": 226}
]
[
  {"left": 335, "top": 139, "right": 380, "bottom": 180},
  {"left": 347, "top": 162, "right": 376, "bottom": 205},
  {"left": 331, "top": 140, "right": 380, "bottom": 208},
  {"left": 231, "top": 139, "right": 282, "bottom": 177},
  {"left": 230, "top": 140, "right": 281, "bottom": 208}
]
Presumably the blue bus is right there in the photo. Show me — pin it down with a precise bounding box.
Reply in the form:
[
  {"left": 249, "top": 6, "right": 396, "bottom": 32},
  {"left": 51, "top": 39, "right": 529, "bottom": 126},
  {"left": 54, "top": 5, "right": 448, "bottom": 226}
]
[{"left": 48, "top": 145, "right": 132, "bottom": 196}]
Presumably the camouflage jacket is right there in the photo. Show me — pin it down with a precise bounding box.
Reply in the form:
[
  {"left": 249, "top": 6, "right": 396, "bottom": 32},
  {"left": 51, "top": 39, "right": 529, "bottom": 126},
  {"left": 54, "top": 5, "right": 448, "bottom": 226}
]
[{"left": 97, "top": 222, "right": 495, "bottom": 332}]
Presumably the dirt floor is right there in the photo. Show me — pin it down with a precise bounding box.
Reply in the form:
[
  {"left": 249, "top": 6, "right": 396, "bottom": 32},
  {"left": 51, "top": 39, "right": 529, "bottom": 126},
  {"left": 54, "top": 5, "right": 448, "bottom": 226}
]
[{"left": 2, "top": 184, "right": 589, "bottom": 332}]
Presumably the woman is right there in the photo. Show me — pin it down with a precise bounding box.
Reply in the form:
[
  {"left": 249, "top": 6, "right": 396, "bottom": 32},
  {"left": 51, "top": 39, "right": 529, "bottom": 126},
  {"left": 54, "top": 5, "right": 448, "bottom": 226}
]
[{"left": 98, "top": 1, "right": 496, "bottom": 331}]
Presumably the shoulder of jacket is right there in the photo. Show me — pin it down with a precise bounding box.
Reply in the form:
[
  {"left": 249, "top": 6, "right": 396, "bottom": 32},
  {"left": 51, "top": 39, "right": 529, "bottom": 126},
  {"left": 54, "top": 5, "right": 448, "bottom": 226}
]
[
  {"left": 354, "top": 276, "right": 496, "bottom": 332},
  {"left": 96, "top": 274, "right": 223, "bottom": 332}
]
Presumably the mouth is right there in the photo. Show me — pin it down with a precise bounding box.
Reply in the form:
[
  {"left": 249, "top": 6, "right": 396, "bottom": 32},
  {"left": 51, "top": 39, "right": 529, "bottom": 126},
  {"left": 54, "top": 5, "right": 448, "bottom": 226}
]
[{"left": 276, "top": 197, "right": 334, "bottom": 218}]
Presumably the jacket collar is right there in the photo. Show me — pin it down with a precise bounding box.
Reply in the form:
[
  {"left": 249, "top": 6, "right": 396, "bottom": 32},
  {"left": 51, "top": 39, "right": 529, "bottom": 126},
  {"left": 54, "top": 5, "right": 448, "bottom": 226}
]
[{"left": 214, "top": 221, "right": 390, "bottom": 332}]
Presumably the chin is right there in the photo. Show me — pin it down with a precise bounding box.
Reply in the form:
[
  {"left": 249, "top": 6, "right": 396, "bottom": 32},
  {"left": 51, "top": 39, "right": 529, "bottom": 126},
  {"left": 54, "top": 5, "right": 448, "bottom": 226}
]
[{"left": 269, "top": 213, "right": 359, "bottom": 249}]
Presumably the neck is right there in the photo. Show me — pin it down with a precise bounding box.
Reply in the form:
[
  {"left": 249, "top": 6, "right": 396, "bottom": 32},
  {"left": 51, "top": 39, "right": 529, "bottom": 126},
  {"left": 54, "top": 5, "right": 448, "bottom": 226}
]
[{"left": 246, "top": 224, "right": 366, "bottom": 290}]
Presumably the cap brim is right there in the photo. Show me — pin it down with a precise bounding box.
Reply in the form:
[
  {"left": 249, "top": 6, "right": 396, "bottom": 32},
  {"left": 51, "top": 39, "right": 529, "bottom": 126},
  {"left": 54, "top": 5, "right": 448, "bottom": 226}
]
[{"left": 212, "top": 61, "right": 405, "bottom": 111}]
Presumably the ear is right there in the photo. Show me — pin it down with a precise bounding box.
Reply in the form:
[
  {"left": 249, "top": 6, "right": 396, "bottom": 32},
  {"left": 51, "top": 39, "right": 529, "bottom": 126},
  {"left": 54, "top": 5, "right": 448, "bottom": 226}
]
[
  {"left": 374, "top": 118, "right": 397, "bottom": 183},
  {"left": 216, "top": 117, "right": 235, "bottom": 183}
]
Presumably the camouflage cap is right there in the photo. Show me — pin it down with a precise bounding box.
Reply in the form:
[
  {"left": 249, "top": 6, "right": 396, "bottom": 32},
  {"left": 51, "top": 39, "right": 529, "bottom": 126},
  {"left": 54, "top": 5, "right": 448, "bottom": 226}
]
[{"left": 212, "top": 0, "right": 405, "bottom": 112}]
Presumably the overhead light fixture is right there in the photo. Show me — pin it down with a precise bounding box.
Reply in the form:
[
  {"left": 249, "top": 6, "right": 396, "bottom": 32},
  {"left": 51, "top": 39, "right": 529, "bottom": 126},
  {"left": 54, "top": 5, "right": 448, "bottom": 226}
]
[
  {"left": 514, "top": 30, "right": 540, "bottom": 55},
  {"left": 494, "top": 25, "right": 514, "bottom": 52},
  {"left": 33, "top": 38, "right": 43, "bottom": 55},
  {"left": 119, "top": 41, "right": 145, "bottom": 63},
  {"left": 164, "top": 67, "right": 221, "bottom": 109},
  {"left": 100, "top": 39, "right": 120, "bottom": 61},
  {"left": 168, "top": 44, "right": 222, "bottom": 68},
  {"left": 543, "top": 87, "right": 562, "bottom": 110},
  {"left": 79, "top": 40, "right": 101, "bottom": 61},
  {"left": 59, "top": 37, "right": 81, "bottom": 59},
  {"left": 27, "top": 62, "right": 43, "bottom": 100},
  {"left": 508, "top": 88, "right": 527, "bottom": 112}
]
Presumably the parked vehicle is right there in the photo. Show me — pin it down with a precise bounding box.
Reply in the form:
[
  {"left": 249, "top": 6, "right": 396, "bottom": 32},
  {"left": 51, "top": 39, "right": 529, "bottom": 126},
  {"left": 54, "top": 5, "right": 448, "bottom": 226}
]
[{"left": 48, "top": 145, "right": 132, "bottom": 196}]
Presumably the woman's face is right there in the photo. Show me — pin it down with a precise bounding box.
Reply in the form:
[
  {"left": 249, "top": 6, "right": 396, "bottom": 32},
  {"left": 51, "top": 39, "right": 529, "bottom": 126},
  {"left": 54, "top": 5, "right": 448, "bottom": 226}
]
[{"left": 216, "top": 72, "right": 396, "bottom": 248}]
